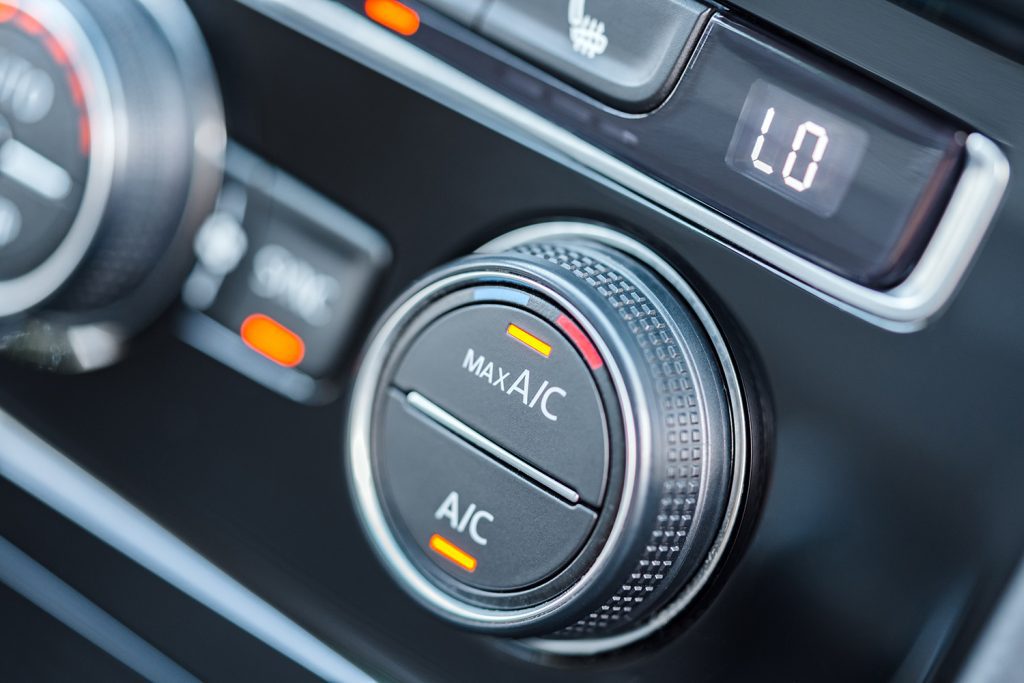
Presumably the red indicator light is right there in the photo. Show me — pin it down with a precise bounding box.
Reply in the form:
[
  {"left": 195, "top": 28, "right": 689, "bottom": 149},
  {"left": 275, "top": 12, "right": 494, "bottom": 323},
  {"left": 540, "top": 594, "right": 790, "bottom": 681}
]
[
  {"left": 240, "top": 314, "right": 305, "bottom": 368},
  {"left": 556, "top": 314, "right": 603, "bottom": 370},
  {"left": 429, "top": 534, "right": 477, "bottom": 572},
  {"left": 78, "top": 114, "right": 90, "bottom": 155},
  {"left": 67, "top": 72, "right": 84, "bottom": 107},
  {"left": 44, "top": 35, "right": 69, "bottom": 65},
  {"left": 364, "top": 0, "right": 419, "bottom": 36}
]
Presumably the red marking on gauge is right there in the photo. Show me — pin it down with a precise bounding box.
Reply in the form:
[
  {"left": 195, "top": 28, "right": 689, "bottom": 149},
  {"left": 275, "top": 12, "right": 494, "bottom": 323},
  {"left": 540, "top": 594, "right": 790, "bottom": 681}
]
[
  {"left": 78, "top": 114, "right": 90, "bottom": 155},
  {"left": 2, "top": 4, "right": 92, "bottom": 157},
  {"left": 44, "top": 34, "right": 69, "bottom": 65},
  {"left": 13, "top": 9, "right": 41, "bottom": 34},
  {"left": 67, "top": 70, "right": 84, "bottom": 107},
  {"left": 556, "top": 314, "right": 604, "bottom": 370},
  {"left": 0, "top": 4, "right": 18, "bottom": 24}
]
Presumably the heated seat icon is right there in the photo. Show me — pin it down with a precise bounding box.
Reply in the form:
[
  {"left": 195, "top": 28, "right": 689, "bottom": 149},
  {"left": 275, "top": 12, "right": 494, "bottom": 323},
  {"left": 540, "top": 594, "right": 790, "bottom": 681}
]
[{"left": 567, "top": 0, "right": 608, "bottom": 59}]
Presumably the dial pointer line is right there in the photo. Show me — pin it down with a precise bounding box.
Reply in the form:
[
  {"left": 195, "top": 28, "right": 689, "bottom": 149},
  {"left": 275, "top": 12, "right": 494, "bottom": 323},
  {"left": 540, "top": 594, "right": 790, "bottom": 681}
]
[{"left": 0, "top": 139, "right": 73, "bottom": 201}]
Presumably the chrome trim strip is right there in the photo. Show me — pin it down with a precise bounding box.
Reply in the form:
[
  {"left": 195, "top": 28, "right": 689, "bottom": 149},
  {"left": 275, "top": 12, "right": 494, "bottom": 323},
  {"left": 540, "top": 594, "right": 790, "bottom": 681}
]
[
  {"left": 0, "top": 410, "right": 375, "bottom": 683},
  {"left": 0, "top": 536, "right": 200, "bottom": 683},
  {"left": 235, "top": 0, "right": 1009, "bottom": 332},
  {"left": 406, "top": 390, "right": 582, "bottom": 505},
  {"left": 957, "top": 557, "right": 1024, "bottom": 683}
]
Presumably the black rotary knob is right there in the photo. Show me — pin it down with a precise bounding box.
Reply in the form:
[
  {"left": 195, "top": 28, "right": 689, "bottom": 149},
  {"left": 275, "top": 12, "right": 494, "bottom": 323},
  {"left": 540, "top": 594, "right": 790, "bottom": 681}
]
[
  {"left": 348, "top": 222, "right": 769, "bottom": 654},
  {"left": 0, "top": 0, "right": 223, "bottom": 370}
]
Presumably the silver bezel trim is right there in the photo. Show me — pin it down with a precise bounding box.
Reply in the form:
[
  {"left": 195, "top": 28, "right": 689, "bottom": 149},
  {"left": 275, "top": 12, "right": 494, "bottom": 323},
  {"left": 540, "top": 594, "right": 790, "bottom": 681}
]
[
  {"left": 348, "top": 267, "right": 645, "bottom": 632},
  {"left": 483, "top": 223, "right": 750, "bottom": 654},
  {"left": 0, "top": 0, "right": 117, "bottom": 317},
  {"left": 237, "top": 0, "right": 1009, "bottom": 332},
  {"left": 346, "top": 222, "right": 749, "bottom": 654},
  {"left": 135, "top": 0, "right": 227, "bottom": 283}
]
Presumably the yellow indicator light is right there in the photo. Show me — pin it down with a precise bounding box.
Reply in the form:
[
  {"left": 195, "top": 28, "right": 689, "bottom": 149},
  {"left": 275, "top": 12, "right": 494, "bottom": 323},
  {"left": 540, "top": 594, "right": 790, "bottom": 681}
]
[
  {"left": 429, "top": 534, "right": 477, "bottom": 572},
  {"left": 506, "top": 323, "right": 552, "bottom": 358}
]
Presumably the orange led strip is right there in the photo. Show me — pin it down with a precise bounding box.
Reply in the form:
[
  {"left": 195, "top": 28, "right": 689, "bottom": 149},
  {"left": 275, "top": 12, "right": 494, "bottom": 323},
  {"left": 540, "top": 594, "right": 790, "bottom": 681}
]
[
  {"left": 240, "top": 313, "right": 305, "bottom": 368},
  {"left": 506, "top": 323, "right": 552, "bottom": 358},
  {"left": 364, "top": 0, "right": 420, "bottom": 36},
  {"left": 429, "top": 534, "right": 477, "bottom": 572}
]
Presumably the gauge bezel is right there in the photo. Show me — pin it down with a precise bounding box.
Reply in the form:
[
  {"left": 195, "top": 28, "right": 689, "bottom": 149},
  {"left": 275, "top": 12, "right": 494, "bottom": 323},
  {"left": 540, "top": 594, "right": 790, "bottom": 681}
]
[{"left": 0, "top": 0, "right": 116, "bottom": 317}]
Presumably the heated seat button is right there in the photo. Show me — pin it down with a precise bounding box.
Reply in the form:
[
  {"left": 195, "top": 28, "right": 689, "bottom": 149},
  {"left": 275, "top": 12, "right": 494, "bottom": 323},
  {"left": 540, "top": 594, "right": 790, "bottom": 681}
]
[
  {"left": 479, "top": 0, "right": 711, "bottom": 111},
  {"left": 393, "top": 304, "right": 608, "bottom": 506},
  {"left": 379, "top": 391, "right": 597, "bottom": 590}
]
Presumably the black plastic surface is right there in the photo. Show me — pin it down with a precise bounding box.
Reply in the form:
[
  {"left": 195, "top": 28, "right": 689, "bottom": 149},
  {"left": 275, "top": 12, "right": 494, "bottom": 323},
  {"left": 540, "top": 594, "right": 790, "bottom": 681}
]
[
  {"left": 394, "top": 304, "right": 608, "bottom": 505},
  {"left": 378, "top": 390, "right": 597, "bottom": 591},
  {"left": 0, "top": 481, "right": 326, "bottom": 683},
  {"left": 0, "top": 582, "right": 146, "bottom": 683}
]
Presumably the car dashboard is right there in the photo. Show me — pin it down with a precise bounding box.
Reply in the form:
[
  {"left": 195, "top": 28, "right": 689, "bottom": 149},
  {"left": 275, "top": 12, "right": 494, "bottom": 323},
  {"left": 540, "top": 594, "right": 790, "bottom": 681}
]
[{"left": 1, "top": 0, "right": 1023, "bottom": 681}]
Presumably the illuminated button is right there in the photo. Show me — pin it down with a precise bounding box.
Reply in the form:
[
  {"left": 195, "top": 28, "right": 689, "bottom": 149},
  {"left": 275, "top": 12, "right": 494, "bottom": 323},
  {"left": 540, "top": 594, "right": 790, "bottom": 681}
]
[
  {"left": 364, "top": 0, "right": 420, "bottom": 36},
  {"left": 200, "top": 161, "right": 389, "bottom": 379},
  {"left": 479, "top": 0, "right": 711, "bottom": 112},
  {"left": 393, "top": 304, "right": 608, "bottom": 506},
  {"left": 378, "top": 391, "right": 597, "bottom": 590},
  {"left": 240, "top": 313, "right": 305, "bottom": 367}
]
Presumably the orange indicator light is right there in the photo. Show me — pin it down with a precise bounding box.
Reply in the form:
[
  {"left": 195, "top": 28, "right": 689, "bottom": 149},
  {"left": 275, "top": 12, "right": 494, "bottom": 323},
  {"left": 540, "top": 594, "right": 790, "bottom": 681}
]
[
  {"left": 0, "top": 4, "right": 18, "bottom": 24},
  {"left": 429, "top": 534, "right": 477, "bottom": 572},
  {"left": 364, "top": 0, "right": 420, "bottom": 36},
  {"left": 506, "top": 323, "right": 552, "bottom": 358},
  {"left": 240, "top": 313, "right": 305, "bottom": 368}
]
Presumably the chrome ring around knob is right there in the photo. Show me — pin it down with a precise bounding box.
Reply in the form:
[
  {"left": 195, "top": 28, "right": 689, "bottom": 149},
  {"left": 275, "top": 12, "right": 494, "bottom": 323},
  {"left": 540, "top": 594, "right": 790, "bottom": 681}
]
[
  {"left": 347, "top": 222, "right": 770, "bottom": 655},
  {"left": 0, "top": 0, "right": 224, "bottom": 370}
]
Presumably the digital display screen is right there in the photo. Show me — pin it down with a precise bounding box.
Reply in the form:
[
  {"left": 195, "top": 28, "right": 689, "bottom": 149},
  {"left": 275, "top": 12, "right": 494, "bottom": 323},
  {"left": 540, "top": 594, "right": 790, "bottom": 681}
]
[
  {"left": 588, "top": 17, "right": 966, "bottom": 288},
  {"left": 725, "top": 81, "right": 869, "bottom": 217},
  {"left": 485, "top": 14, "right": 969, "bottom": 288}
]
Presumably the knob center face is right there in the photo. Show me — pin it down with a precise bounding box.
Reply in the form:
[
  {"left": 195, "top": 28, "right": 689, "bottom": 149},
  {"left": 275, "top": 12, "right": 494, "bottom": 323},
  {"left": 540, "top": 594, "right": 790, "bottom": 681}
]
[
  {"left": 0, "top": 2, "right": 94, "bottom": 285},
  {"left": 348, "top": 227, "right": 763, "bottom": 652},
  {"left": 377, "top": 289, "right": 613, "bottom": 592}
]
